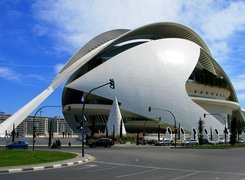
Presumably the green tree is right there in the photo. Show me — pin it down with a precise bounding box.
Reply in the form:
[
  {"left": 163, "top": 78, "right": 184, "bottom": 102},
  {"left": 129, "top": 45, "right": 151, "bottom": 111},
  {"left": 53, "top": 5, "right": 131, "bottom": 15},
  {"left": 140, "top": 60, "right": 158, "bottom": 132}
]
[
  {"left": 230, "top": 118, "right": 237, "bottom": 146},
  {"left": 198, "top": 118, "right": 204, "bottom": 145},
  {"left": 237, "top": 119, "right": 245, "bottom": 137}
]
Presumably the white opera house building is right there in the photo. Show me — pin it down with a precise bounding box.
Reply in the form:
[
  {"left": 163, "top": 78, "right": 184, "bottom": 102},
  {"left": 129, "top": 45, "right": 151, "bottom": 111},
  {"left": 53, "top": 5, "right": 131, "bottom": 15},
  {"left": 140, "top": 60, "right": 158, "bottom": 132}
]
[
  {"left": 0, "top": 22, "right": 244, "bottom": 140},
  {"left": 61, "top": 22, "right": 244, "bottom": 139}
]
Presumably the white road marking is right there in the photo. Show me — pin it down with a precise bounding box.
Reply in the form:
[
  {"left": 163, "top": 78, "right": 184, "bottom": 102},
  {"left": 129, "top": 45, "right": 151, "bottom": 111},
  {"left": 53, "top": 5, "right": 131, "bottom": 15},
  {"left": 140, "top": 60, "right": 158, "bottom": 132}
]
[
  {"left": 73, "top": 164, "right": 98, "bottom": 171},
  {"left": 94, "top": 161, "right": 245, "bottom": 176},
  {"left": 169, "top": 172, "right": 200, "bottom": 180},
  {"left": 115, "top": 168, "right": 157, "bottom": 179},
  {"left": 85, "top": 164, "right": 98, "bottom": 167},
  {"left": 87, "top": 165, "right": 122, "bottom": 173}
]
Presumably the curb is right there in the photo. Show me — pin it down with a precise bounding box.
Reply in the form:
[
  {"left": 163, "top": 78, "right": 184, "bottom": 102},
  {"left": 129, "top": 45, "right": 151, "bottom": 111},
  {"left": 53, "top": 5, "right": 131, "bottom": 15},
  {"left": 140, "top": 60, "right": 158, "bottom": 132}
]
[{"left": 0, "top": 154, "right": 95, "bottom": 174}]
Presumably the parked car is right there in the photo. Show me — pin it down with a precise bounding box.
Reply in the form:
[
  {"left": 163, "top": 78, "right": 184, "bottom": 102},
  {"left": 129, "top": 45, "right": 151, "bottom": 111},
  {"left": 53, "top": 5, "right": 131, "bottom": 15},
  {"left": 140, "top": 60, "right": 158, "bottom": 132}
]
[
  {"left": 154, "top": 140, "right": 163, "bottom": 146},
  {"left": 155, "top": 139, "right": 172, "bottom": 146},
  {"left": 146, "top": 140, "right": 156, "bottom": 145},
  {"left": 209, "top": 140, "right": 219, "bottom": 145},
  {"left": 189, "top": 139, "right": 199, "bottom": 146},
  {"left": 181, "top": 140, "right": 189, "bottom": 146},
  {"left": 182, "top": 139, "right": 198, "bottom": 146},
  {"left": 237, "top": 138, "right": 244, "bottom": 143},
  {"left": 136, "top": 140, "right": 146, "bottom": 145},
  {"left": 6, "top": 140, "right": 29, "bottom": 149},
  {"left": 202, "top": 139, "right": 209, "bottom": 144},
  {"left": 171, "top": 139, "right": 182, "bottom": 146},
  {"left": 218, "top": 138, "right": 225, "bottom": 144},
  {"left": 88, "top": 138, "right": 113, "bottom": 148}
]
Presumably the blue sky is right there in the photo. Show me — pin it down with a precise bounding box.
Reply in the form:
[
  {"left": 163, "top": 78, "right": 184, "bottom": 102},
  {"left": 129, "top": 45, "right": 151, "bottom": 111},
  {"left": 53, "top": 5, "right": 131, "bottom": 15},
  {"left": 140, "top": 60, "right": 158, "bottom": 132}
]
[{"left": 0, "top": 0, "right": 244, "bottom": 118}]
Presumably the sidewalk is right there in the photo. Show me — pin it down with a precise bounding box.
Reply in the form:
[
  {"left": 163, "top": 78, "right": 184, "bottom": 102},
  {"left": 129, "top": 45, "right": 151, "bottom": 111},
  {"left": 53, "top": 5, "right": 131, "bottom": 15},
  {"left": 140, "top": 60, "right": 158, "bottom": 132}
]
[{"left": 0, "top": 153, "right": 95, "bottom": 174}]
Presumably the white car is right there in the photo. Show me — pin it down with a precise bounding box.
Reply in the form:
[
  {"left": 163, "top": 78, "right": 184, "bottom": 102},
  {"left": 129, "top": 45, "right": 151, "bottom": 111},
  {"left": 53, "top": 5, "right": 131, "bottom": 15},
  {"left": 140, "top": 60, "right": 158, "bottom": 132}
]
[
  {"left": 209, "top": 140, "right": 219, "bottom": 145},
  {"left": 237, "top": 139, "right": 244, "bottom": 143},
  {"left": 182, "top": 139, "right": 198, "bottom": 146},
  {"left": 218, "top": 139, "right": 225, "bottom": 144},
  {"left": 155, "top": 139, "right": 172, "bottom": 146}
]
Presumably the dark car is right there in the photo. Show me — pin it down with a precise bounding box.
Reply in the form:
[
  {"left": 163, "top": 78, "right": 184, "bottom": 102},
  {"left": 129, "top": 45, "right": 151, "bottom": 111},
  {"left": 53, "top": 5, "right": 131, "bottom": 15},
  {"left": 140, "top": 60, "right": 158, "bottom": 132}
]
[
  {"left": 6, "top": 140, "right": 29, "bottom": 149},
  {"left": 89, "top": 138, "right": 113, "bottom": 148}
]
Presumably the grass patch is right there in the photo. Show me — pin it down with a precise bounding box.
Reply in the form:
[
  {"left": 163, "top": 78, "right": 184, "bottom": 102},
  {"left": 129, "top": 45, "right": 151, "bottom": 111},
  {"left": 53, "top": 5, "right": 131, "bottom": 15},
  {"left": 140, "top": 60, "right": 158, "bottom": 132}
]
[
  {"left": 181, "top": 144, "right": 245, "bottom": 149},
  {"left": 0, "top": 149, "right": 77, "bottom": 167}
]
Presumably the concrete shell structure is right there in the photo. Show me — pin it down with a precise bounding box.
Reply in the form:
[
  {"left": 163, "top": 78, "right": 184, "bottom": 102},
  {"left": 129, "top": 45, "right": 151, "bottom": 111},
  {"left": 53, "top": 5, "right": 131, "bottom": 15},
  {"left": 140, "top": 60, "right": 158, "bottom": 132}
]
[
  {"left": 62, "top": 22, "right": 244, "bottom": 136},
  {"left": 1, "top": 22, "right": 244, "bottom": 137}
]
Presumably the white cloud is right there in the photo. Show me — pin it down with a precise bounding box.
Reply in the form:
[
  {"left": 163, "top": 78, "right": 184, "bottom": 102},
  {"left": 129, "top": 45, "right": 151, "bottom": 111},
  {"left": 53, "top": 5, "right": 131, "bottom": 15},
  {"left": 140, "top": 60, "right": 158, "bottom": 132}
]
[
  {"left": 31, "top": 0, "right": 183, "bottom": 53},
  {"left": 233, "top": 81, "right": 245, "bottom": 91},
  {"left": 202, "top": 1, "right": 245, "bottom": 61},
  {"left": 238, "top": 93, "right": 245, "bottom": 99},
  {"left": 230, "top": 73, "right": 245, "bottom": 104},
  {"left": 209, "top": 41, "right": 230, "bottom": 61},
  {"left": 32, "top": 24, "right": 48, "bottom": 36},
  {"left": 25, "top": 74, "right": 48, "bottom": 82},
  {"left": 0, "top": 67, "right": 21, "bottom": 82},
  {"left": 202, "top": 2, "right": 245, "bottom": 41},
  {"left": 237, "top": 74, "right": 245, "bottom": 79},
  {"left": 176, "top": 1, "right": 245, "bottom": 62},
  {"left": 0, "top": 62, "right": 52, "bottom": 68},
  {"left": 237, "top": 93, "right": 245, "bottom": 108},
  {"left": 231, "top": 73, "right": 245, "bottom": 91},
  {"left": 31, "top": 0, "right": 245, "bottom": 61},
  {"left": 0, "top": 67, "right": 50, "bottom": 85},
  {"left": 238, "top": 94, "right": 245, "bottom": 108},
  {"left": 54, "top": 63, "right": 64, "bottom": 74}
]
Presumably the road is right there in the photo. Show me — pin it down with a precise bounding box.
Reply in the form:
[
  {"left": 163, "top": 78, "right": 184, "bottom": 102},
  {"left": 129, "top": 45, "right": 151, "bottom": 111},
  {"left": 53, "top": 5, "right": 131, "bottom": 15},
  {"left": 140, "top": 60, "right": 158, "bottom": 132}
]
[{"left": 1, "top": 145, "right": 245, "bottom": 180}]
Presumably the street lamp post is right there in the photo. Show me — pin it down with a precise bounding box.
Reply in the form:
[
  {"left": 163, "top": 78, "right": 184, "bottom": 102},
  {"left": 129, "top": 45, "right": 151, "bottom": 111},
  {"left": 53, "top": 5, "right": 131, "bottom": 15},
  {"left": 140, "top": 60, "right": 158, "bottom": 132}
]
[
  {"left": 12, "top": 123, "right": 15, "bottom": 143},
  {"left": 32, "top": 105, "right": 62, "bottom": 151},
  {"left": 158, "top": 117, "right": 161, "bottom": 141},
  {"left": 148, "top": 107, "right": 177, "bottom": 147},
  {"left": 48, "top": 119, "right": 53, "bottom": 147},
  {"left": 204, "top": 113, "right": 228, "bottom": 145},
  {"left": 81, "top": 79, "right": 115, "bottom": 157}
]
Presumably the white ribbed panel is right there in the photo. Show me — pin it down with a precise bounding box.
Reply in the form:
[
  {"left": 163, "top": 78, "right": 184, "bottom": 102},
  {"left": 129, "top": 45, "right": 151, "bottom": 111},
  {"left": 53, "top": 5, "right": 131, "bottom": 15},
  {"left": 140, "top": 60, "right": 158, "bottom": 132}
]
[{"left": 165, "top": 127, "right": 173, "bottom": 140}]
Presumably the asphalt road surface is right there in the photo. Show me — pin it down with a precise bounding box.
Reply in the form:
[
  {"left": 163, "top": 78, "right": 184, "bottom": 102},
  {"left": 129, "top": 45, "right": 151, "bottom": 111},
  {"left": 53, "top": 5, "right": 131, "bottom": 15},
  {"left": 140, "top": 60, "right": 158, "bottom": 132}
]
[{"left": 1, "top": 145, "right": 245, "bottom": 180}]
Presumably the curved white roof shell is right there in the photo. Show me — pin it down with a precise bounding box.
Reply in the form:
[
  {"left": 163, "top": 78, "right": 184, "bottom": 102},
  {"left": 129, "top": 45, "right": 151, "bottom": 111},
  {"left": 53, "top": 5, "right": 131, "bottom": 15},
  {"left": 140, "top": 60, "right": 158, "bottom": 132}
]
[
  {"left": 63, "top": 22, "right": 243, "bottom": 133},
  {"left": 65, "top": 38, "right": 222, "bottom": 131}
]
